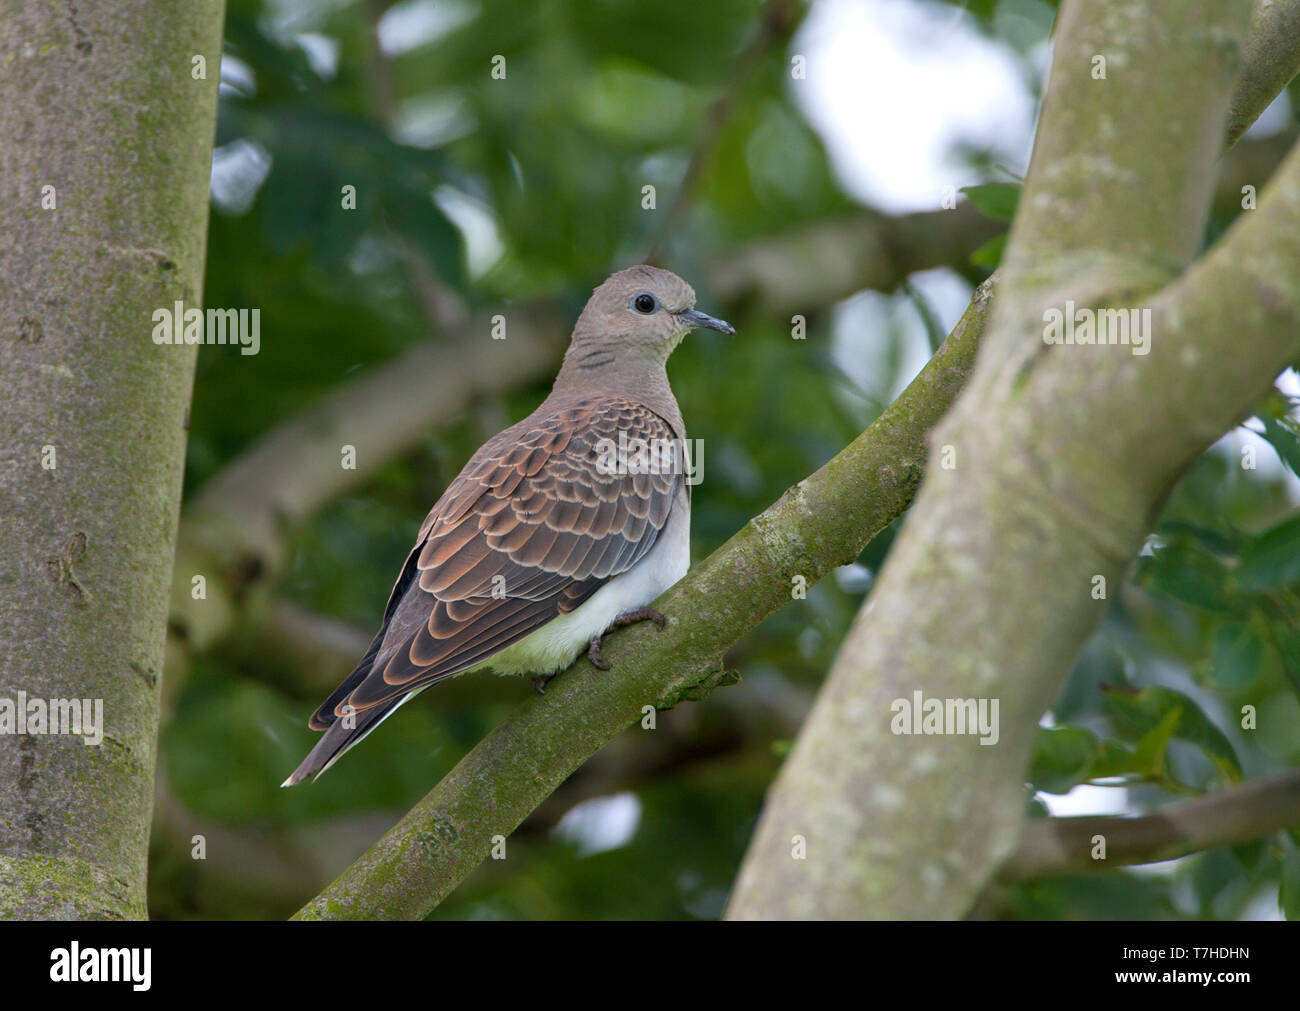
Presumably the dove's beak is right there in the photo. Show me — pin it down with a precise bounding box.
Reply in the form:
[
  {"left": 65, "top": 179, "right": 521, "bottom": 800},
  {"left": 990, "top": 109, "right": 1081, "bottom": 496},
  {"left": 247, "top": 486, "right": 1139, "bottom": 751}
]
[{"left": 679, "top": 308, "right": 736, "bottom": 335}]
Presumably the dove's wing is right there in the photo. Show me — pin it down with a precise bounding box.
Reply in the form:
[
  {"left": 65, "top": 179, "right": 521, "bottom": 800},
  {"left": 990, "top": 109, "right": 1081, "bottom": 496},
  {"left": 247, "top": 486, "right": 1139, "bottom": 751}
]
[{"left": 283, "top": 396, "right": 683, "bottom": 783}]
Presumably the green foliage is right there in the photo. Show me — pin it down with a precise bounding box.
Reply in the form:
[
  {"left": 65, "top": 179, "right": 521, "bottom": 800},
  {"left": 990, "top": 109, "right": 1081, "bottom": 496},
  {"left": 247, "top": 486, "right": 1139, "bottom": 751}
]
[
  {"left": 961, "top": 181, "right": 1021, "bottom": 221},
  {"left": 961, "top": 182, "right": 1019, "bottom": 267},
  {"left": 1023, "top": 435, "right": 1300, "bottom": 918}
]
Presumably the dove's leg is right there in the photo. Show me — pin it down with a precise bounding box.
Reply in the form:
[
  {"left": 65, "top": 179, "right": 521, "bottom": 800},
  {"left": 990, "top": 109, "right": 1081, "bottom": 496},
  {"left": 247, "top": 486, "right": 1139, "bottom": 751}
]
[
  {"left": 587, "top": 608, "right": 667, "bottom": 670},
  {"left": 531, "top": 609, "right": 668, "bottom": 691}
]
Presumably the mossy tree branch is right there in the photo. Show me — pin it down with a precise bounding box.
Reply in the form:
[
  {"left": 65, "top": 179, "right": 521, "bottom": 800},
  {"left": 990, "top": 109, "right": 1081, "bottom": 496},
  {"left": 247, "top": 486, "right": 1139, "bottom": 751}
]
[{"left": 1226, "top": 0, "right": 1300, "bottom": 146}]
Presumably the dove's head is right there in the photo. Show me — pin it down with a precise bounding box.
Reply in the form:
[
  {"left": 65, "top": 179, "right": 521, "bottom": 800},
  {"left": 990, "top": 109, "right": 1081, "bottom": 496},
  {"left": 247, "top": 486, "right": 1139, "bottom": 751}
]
[{"left": 567, "top": 264, "right": 734, "bottom": 369}]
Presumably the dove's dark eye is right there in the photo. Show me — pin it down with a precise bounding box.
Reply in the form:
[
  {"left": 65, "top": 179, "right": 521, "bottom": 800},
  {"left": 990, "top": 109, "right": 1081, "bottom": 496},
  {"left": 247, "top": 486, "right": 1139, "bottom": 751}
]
[{"left": 632, "top": 293, "right": 657, "bottom": 314}]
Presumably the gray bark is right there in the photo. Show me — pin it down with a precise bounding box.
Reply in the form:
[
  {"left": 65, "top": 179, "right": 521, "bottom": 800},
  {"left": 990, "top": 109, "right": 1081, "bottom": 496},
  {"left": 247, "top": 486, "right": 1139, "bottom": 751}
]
[{"left": 0, "top": 1, "right": 225, "bottom": 918}]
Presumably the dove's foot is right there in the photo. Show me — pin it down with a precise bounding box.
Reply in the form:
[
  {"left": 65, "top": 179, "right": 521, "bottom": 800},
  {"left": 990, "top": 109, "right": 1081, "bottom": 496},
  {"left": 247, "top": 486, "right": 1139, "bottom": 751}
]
[
  {"left": 588, "top": 608, "right": 667, "bottom": 670},
  {"left": 587, "top": 635, "right": 612, "bottom": 670},
  {"left": 611, "top": 607, "right": 667, "bottom": 631}
]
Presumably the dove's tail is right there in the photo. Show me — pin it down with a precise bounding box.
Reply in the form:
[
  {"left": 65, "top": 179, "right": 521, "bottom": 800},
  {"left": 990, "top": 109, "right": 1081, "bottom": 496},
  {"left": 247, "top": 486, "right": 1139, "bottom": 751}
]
[{"left": 281, "top": 690, "right": 417, "bottom": 787}]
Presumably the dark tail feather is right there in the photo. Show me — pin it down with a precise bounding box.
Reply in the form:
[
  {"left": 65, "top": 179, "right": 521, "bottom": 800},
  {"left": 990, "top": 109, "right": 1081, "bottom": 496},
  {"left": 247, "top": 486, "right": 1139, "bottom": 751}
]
[
  {"left": 281, "top": 691, "right": 414, "bottom": 787},
  {"left": 308, "top": 629, "right": 387, "bottom": 731}
]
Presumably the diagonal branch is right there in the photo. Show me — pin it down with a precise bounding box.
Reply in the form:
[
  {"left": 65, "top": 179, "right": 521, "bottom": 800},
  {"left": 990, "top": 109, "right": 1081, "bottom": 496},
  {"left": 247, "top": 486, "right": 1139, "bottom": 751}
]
[
  {"left": 1225, "top": 0, "right": 1300, "bottom": 147},
  {"left": 291, "top": 279, "right": 996, "bottom": 920},
  {"left": 1002, "top": 768, "right": 1300, "bottom": 881}
]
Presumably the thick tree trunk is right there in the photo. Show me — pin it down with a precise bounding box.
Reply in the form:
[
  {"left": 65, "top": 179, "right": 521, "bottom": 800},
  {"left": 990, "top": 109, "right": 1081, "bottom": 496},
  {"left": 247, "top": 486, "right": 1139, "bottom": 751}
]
[
  {"left": 0, "top": 1, "right": 225, "bottom": 918},
  {"left": 725, "top": 0, "right": 1300, "bottom": 919}
]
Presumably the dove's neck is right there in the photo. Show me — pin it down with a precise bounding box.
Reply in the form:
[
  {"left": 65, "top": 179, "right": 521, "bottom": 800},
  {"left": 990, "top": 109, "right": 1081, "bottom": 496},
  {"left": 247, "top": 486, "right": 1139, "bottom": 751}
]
[{"left": 550, "top": 352, "right": 685, "bottom": 439}]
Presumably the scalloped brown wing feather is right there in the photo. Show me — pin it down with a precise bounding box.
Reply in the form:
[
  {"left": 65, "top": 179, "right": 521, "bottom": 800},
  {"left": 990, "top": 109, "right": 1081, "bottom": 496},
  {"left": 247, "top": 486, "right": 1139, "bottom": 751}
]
[{"left": 307, "top": 396, "right": 681, "bottom": 728}]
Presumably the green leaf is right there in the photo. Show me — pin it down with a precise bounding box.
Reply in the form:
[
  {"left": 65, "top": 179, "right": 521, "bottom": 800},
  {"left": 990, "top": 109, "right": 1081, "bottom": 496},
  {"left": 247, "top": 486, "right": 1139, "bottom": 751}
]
[
  {"left": 901, "top": 280, "right": 950, "bottom": 354},
  {"left": 960, "top": 182, "right": 1020, "bottom": 221},
  {"left": 1090, "top": 738, "right": 1140, "bottom": 779},
  {"left": 1280, "top": 835, "right": 1300, "bottom": 921},
  {"left": 1030, "top": 725, "right": 1099, "bottom": 794},
  {"left": 1102, "top": 685, "right": 1242, "bottom": 782},
  {"left": 1156, "top": 520, "right": 1239, "bottom": 558},
  {"left": 1259, "top": 414, "right": 1300, "bottom": 478},
  {"left": 1237, "top": 512, "right": 1300, "bottom": 590},
  {"left": 1137, "top": 541, "right": 1237, "bottom": 614},
  {"left": 969, "top": 233, "right": 1006, "bottom": 270},
  {"left": 1208, "top": 621, "right": 1264, "bottom": 691},
  {"left": 1260, "top": 600, "right": 1300, "bottom": 699},
  {"left": 1192, "top": 847, "right": 1251, "bottom": 918},
  {"left": 1133, "top": 706, "right": 1182, "bottom": 778}
]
